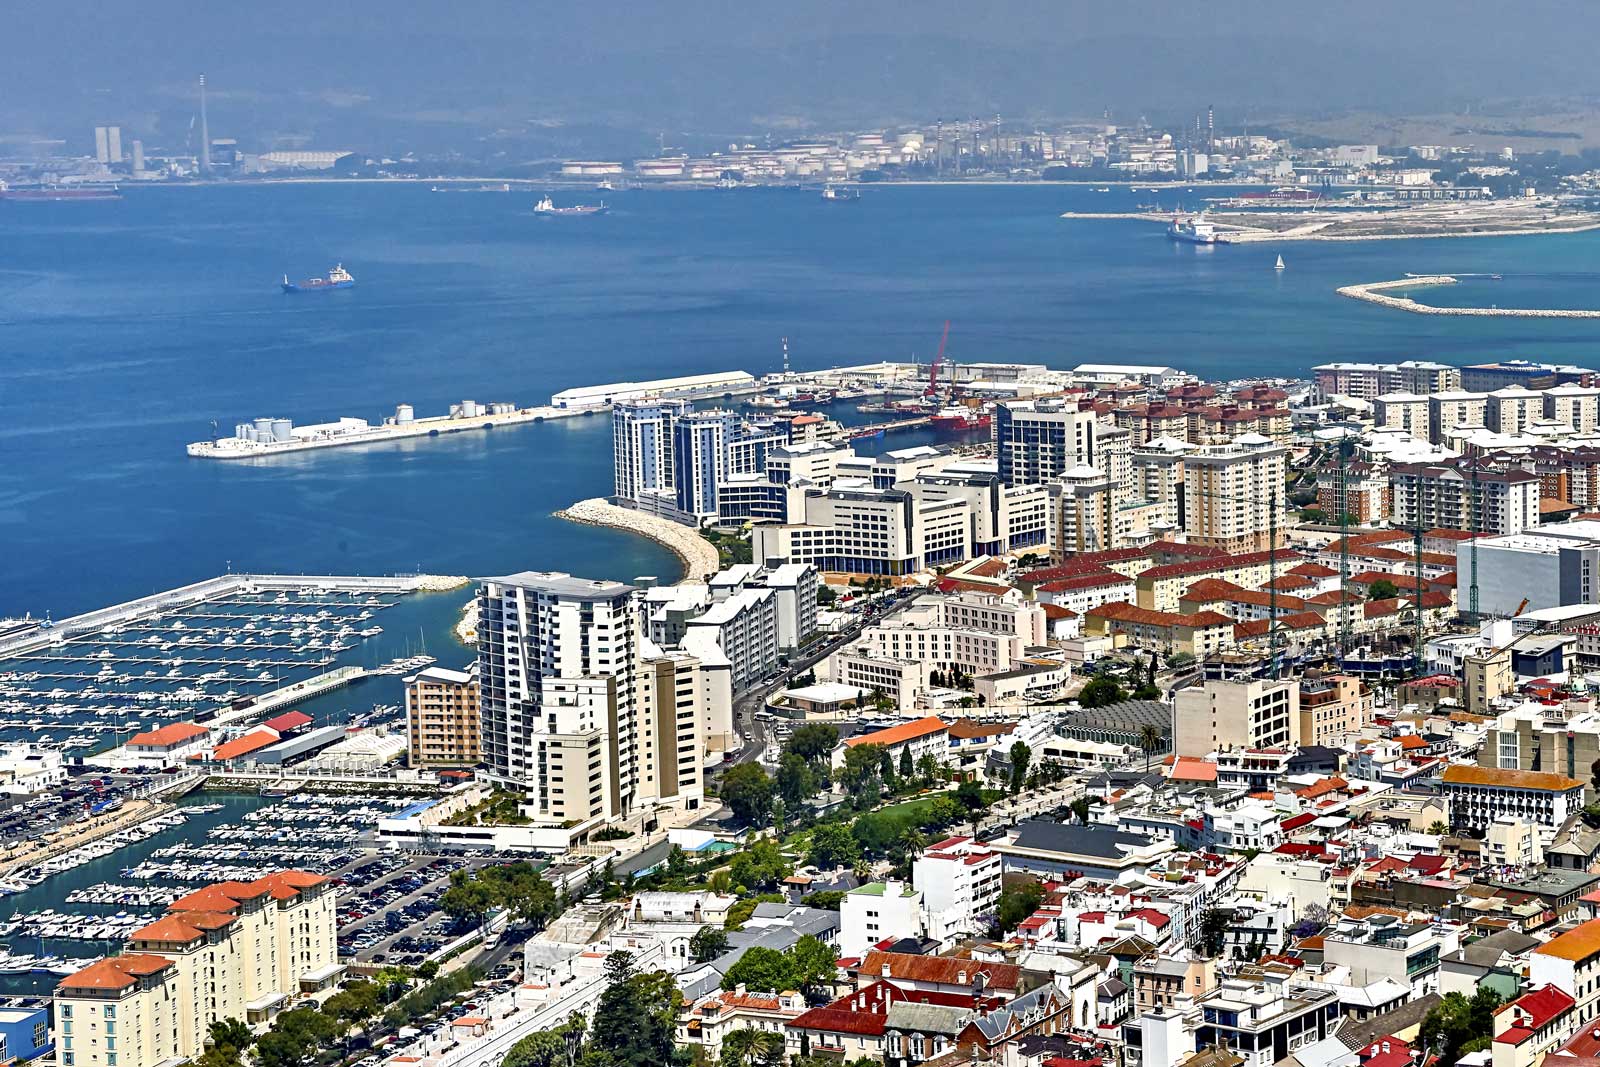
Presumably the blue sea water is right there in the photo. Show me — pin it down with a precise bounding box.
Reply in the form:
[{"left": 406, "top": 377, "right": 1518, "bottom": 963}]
[{"left": 4, "top": 181, "right": 1600, "bottom": 651}]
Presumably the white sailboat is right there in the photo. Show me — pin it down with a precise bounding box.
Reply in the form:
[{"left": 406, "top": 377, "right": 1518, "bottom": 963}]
[{"left": 1274, "top": 254, "right": 1286, "bottom": 270}]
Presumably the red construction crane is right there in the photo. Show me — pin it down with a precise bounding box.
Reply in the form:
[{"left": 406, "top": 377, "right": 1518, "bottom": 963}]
[{"left": 925, "top": 320, "right": 951, "bottom": 397}]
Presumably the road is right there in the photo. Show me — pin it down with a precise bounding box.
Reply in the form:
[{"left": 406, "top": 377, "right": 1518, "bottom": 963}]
[{"left": 723, "top": 589, "right": 923, "bottom": 769}]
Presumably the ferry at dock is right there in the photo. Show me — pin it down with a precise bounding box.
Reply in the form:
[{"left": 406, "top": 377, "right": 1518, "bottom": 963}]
[{"left": 281, "top": 265, "right": 354, "bottom": 293}]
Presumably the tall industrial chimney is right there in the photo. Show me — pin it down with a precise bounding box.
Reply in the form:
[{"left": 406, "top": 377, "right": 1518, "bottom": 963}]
[{"left": 199, "top": 74, "right": 211, "bottom": 175}]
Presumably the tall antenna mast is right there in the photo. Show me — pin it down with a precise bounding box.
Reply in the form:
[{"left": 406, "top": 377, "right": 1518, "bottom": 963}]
[
  {"left": 781, "top": 336, "right": 790, "bottom": 376},
  {"left": 199, "top": 73, "right": 212, "bottom": 175}
]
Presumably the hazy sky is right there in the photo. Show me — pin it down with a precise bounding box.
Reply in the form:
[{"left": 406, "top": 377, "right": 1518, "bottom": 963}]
[{"left": 5, "top": 2, "right": 1597, "bottom": 148}]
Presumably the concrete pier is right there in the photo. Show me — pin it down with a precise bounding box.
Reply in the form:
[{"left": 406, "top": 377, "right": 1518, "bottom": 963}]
[{"left": 1337, "top": 275, "right": 1600, "bottom": 318}]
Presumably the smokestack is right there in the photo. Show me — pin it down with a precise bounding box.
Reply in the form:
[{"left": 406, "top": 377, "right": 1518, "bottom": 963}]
[{"left": 199, "top": 74, "right": 211, "bottom": 175}]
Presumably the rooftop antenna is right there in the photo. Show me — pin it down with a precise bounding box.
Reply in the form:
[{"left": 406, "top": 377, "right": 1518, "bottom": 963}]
[{"left": 198, "top": 74, "right": 211, "bottom": 175}]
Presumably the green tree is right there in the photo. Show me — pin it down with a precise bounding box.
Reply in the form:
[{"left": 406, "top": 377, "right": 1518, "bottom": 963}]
[
  {"left": 879, "top": 747, "right": 896, "bottom": 787},
  {"left": 1008, "top": 741, "right": 1031, "bottom": 796},
  {"left": 1078, "top": 677, "right": 1127, "bottom": 709},
  {"left": 1198, "top": 907, "right": 1231, "bottom": 957},
  {"left": 801, "top": 889, "right": 845, "bottom": 910},
  {"left": 503, "top": 1015, "right": 587, "bottom": 1067},
  {"left": 585, "top": 951, "right": 690, "bottom": 1067},
  {"left": 208, "top": 1019, "right": 253, "bottom": 1054},
  {"left": 720, "top": 1028, "right": 786, "bottom": 1067},
  {"left": 724, "top": 893, "right": 785, "bottom": 931},
  {"left": 254, "top": 1008, "right": 336, "bottom": 1067},
  {"left": 786, "top": 724, "right": 840, "bottom": 761},
  {"left": 1068, "top": 796, "right": 1091, "bottom": 823},
  {"left": 1367, "top": 578, "right": 1400, "bottom": 601},
  {"left": 1418, "top": 987, "right": 1503, "bottom": 1067},
  {"left": 996, "top": 881, "right": 1045, "bottom": 932},
  {"left": 1138, "top": 724, "right": 1165, "bottom": 772},
  {"left": 721, "top": 946, "right": 796, "bottom": 993},
  {"left": 690, "top": 925, "right": 731, "bottom": 963},
  {"left": 439, "top": 867, "right": 499, "bottom": 927},
  {"left": 482, "top": 861, "right": 558, "bottom": 927},
  {"left": 898, "top": 746, "right": 914, "bottom": 780},
  {"left": 954, "top": 779, "right": 989, "bottom": 835},
  {"left": 840, "top": 743, "right": 885, "bottom": 794},
  {"left": 1426, "top": 820, "right": 1450, "bottom": 836},
  {"left": 776, "top": 753, "right": 815, "bottom": 807},
  {"left": 323, "top": 981, "right": 381, "bottom": 1025},
  {"left": 721, "top": 763, "right": 774, "bottom": 825},
  {"left": 728, "top": 839, "right": 791, "bottom": 892},
  {"left": 916, "top": 753, "right": 939, "bottom": 783},
  {"left": 808, "top": 822, "right": 862, "bottom": 869},
  {"left": 789, "top": 934, "right": 839, "bottom": 995}
]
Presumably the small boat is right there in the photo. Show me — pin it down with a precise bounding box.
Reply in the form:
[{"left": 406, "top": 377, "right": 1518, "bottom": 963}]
[
  {"left": 1274, "top": 254, "right": 1286, "bottom": 270},
  {"left": 821, "top": 184, "right": 860, "bottom": 203},
  {"left": 281, "top": 265, "right": 354, "bottom": 293}
]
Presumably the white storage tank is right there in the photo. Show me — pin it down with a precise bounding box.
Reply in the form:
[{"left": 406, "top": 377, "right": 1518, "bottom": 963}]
[
  {"left": 395, "top": 404, "right": 415, "bottom": 424},
  {"left": 459, "top": 400, "right": 481, "bottom": 418},
  {"left": 234, "top": 422, "right": 254, "bottom": 441},
  {"left": 271, "top": 418, "right": 294, "bottom": 442},
  {"left": 253, "top": 417, "right": 274, "bottom": 438}
]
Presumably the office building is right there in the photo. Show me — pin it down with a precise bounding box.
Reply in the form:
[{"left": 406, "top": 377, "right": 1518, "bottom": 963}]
[
  {"left": 1390, "top": 461, "right": 1540, "bottom": 535},
  {"left": 1462, "top": 524, "right": 1600, "bottom": 616},
  {"left": 404, "top": 664, "right": 480, "bottom": 766},
  {"left": 1173, "top": 677, "right": 1298, "bottom": 756},
  {"left": 995, "top": 399, "right": 1097, "bottom": 486},
  {"left": 1183, "top": 437, "right": 1288, "bottom": 553},
  {"left": 752, "top": 486, "right": 970, "bottom": 575},
  {"left": 55, "top": 872, "right": 338, "bottom": 1067},
  {"left": 93, "top": 125, "right": 122, "bottom": 165}
]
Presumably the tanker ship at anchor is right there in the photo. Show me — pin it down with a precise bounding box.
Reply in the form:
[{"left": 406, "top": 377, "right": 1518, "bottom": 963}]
[
  {"left": 281, "top": 264, "right": 354, "bottom": 293},
  {"left": 534, "top": 195, "right": 608, "bottom": 216}
]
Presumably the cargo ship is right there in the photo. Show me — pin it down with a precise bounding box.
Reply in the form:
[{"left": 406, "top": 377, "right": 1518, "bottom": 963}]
[
  {"left": 1167, "top": 213, "right": 1220, "bottom": 244},
  {"left": 281, "top": 265, "right": 355, "bottom": 293},
  {"left": 0, "top": 184, "right": 122, "bottom": 202},
  {"left": 821, "top": 184, "right": 860, "bottom": 203},
  {"left": 930, "top": 406, "right": 992, "bottom": 431},
  {"left": 534, "top": 195, "right": 608, "bottom": 216}
]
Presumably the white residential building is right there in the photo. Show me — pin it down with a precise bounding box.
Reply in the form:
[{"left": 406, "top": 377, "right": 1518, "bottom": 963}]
[
  {"left": 913, "top": 836, "right": 1003, "bottom": 944},
  {"left": 839, "top": 880, "right": 924, "bottom": 959}
]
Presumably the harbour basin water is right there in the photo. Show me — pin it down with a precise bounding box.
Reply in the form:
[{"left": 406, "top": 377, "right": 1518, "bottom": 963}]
[{"left": 4, "top": 181, "right": 1600, "bottom": 662}]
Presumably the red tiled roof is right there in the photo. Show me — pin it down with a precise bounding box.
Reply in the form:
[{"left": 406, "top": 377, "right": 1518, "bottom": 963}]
[
  {"left": 1038, "top": 571, "right": 1134, "bottom": 594},
  {"left": 263, "top": 710, "right": 313, "bottom": 733},
  {"left": 1170, "top": 757, "right": 1218, "bottom": 783},
  {"left": 1289, "top": 563, "right": 1339, "bottom": 578},
  {"left": 855, "top": 951, "right": 1021, "bottom": 990},
  {"left": 947, "top": 719, "right": 1016, "bottom": 740},
  {"left": 1089, "top": 602, "right": 1233, "bottom": 629},
  {"left": 1494, "top": 984, "right": 1574, "bottom": 1041},
  {"left": 127, "top": 722, "right": 209, "bottom": 749},
  {"left": 1041, "top": 604, "right": 1078, "bottom": 620},
  {"left": 208, "top": 729, "right": 280, "bottom": 761},
  {"left": 58, "top": 953, "right": 173, "bottom": 990},
  {"left": 844, "top": 715, "right": 948, "bottom": 749},
  {"left": 1138, "top": 550, "right": 1304, "bottom": 581}
]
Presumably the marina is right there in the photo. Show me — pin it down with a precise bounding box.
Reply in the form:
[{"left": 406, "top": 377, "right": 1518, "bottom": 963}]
[{"left": 0, "top": 574, "right": 459, "bottom": 751}]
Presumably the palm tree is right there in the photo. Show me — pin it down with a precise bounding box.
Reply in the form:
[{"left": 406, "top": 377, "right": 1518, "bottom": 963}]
[
  {"left": 721, "top": 1028, "right": 785, "bottom": 1067},
  {"left": 1138, "top": 724, "right": 1164, "bottom": 772}
]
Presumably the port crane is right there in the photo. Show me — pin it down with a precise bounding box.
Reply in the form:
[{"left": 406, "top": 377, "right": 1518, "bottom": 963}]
[{"left": 924, "top": 320, "right": 951, "bottom": 399}]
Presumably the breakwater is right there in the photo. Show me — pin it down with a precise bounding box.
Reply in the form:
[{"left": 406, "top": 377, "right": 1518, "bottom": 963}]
[
  {"left": 1337, "top": 276, "right": 1600, "bottom": 318},
  {"left": 556, "top": 499, "right": 721, "bottom": 583}
]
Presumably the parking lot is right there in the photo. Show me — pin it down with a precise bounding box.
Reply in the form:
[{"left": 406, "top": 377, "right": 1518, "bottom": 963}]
[{"left": 333, "top": 853, "right": 495, "bottom": 967}]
